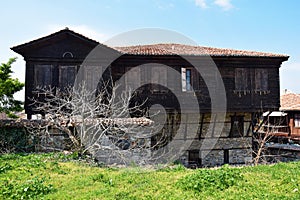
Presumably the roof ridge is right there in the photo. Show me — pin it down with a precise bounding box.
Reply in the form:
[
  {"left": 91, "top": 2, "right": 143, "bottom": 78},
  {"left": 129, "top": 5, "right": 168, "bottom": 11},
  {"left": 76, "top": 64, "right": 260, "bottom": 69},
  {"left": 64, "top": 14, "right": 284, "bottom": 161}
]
[{"left": 115, "top": 43, "right": 288, "bottom": 58}]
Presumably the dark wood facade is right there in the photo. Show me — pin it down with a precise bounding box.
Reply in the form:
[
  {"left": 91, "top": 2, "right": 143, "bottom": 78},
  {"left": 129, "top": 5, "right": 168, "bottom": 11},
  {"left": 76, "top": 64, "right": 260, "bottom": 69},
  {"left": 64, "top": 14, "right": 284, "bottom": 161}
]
[{"left": 11, "top": 28, "right": 289, "bottom": 166}]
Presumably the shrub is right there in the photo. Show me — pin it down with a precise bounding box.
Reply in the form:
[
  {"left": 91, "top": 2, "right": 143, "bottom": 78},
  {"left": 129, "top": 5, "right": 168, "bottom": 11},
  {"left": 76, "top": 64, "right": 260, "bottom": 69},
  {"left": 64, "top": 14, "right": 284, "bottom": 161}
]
[
  {"left": 1, "top": 177, "right": 54, "bottom": 199},
  {"left": 177, "top": 165, "right": 243, "bottom": 193}
]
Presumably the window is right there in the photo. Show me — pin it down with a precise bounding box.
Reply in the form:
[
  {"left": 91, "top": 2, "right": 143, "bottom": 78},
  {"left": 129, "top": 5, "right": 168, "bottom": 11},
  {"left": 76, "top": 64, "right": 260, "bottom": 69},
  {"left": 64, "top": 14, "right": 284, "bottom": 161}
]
[
  {"left": 230, "top": 115, "right": 244, "bottom": 137},
  {"left": 182, "top": 68, "right": 192, "bottom": 91},
  {"left": 125, "top": 67, "right": 141, "bottom": 91},
  {"left": 295, "top": 114, "right": 300, "bottom": 127},
  {"left": 83, "top": 66, "right": 103, "bottom": 91},
  {"left": 62, "top": 51, "right": 74, "bottom": 58},
  {"left": 255, "top": 68, "right": 268, "bottom": 91},
  {"left": 151, "top": 66, "right": 167, "bottom": 92},
  {"left": 235, "top": 68, "right": 249, "bottom": 91},
  {"left": 224, "top": 149, "right": 229, "bottom": 164},
  {"left": 34, "top": 65, "right": 53, "bottom": 88},
  {"left": 188, "top": 150, "right": 201, "bottom": 167},
  {"left": 59, "top": 66, "right": 77, "bottom": 89},
  {"left": 186, "top": 69, "right": 191, "bottom": 91}
]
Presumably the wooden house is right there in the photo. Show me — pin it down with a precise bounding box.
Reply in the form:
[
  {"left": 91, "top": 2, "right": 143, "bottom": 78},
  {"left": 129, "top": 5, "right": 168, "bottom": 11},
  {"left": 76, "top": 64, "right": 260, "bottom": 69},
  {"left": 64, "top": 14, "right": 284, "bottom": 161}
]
[
  {"left": 280, "top": 92, "right": 300, "bottom": 140},
  {"left": 11, "top": 28, "right": 289, "bottom": 166},
  {"left": 256, "top": 92, "right": 300, "bottom": 141}
]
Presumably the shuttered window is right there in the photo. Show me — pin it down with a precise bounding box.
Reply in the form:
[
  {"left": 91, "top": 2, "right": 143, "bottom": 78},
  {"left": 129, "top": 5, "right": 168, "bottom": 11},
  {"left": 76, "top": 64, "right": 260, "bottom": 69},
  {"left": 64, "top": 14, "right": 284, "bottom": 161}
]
[
  {"left": 59, "top": 66, "right": 77, "bottom": 89},
  {"left": 34, "top": 65, "right": 53, "bottom": 88},
  {"left": 235, "top": 68, "right": 249, "bottom": 91},
  {"left": 83, "top": 66, "right": 103, "bottom": 91},
  {"left": 255, "top": 68, "right": 268, "bottom": 91},
  {"left": 151, "top": 66, "right": 167, "bottom": 91},
  {"left": 125, "top": 67, "right": 141, "bottom": 91}
]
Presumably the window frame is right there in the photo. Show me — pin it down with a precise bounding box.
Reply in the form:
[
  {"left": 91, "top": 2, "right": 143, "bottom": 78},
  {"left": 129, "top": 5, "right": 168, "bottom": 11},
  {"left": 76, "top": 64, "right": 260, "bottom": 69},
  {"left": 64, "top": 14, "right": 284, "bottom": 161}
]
[
  {"left": 151, "top": 65, "right": 168, "bottom": 92},
  {"left": 234, "top": 68, "right": 250, "bottom": 91},
  {"left": 59, "top": 65, "right": 78, "bottom": 90},
  {"left": 34, "top": 64, "right": 53, "bottom": 88},
  {"left": 295, "top": 114, "right": 300, "bottom": 128},
  {"left": 254, "top": 68, "right": 269, "bottom": 92},
  {"left": 125, "top": 67, "right": 141, "bottom": 91},
  {"left": 230, "top": 115, "right": 244, "bottom": 137},
  {"left": 82, "top": 65, "right": 103, "bottom": 91},
  {"left": 182, "top": 67, "right": 193, "bottom": 92}
]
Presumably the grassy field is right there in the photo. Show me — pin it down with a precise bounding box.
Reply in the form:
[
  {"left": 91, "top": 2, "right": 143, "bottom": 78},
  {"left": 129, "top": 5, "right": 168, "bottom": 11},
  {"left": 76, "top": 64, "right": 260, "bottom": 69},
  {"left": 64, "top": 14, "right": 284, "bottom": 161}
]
[{"left": 0, "top": 153, "right": 300, "bottom": 199}]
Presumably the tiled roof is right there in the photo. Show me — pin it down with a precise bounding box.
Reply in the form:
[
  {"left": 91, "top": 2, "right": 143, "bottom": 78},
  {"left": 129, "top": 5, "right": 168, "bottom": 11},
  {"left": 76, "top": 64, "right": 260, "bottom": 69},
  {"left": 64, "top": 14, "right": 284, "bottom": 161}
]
[
  {"left": 11, "top": 28, "right": 289, "bottom": 59},
  {"left": 280, "top": 93, "right": 300, "bottom": 111},
  {"left": 114, "top": 43, "right": 289, "bottom": 58}
]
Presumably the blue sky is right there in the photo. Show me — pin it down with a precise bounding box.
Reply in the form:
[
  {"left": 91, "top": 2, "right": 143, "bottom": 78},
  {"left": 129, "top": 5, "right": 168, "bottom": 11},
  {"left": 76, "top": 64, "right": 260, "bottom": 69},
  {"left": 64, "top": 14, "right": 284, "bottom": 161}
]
[{"left": 1, "top": 0, "right": 300, "bottom": 100}]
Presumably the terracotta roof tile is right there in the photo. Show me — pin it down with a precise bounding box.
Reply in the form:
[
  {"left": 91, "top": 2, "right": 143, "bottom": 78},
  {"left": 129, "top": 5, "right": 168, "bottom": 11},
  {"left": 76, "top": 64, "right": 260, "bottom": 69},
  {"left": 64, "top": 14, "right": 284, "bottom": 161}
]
[
  {"left": 280, "top": 93, "right": 300, "bottom": 111},
  {"left": 114, "top": 43, "right": 288, "bottom": 58}
]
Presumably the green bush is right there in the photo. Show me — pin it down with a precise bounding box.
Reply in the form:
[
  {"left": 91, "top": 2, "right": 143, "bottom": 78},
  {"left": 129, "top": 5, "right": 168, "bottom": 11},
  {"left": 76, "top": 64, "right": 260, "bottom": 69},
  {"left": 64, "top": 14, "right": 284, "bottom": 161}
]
[
  {"left": 1, "top": 177, "right": 54, "bottom": 199},
  {"left": 157, "top": 163, "right": 187, "bottom": 172},
  {"left": 177, "top": 164, "right": 243, "bottom": 192}
]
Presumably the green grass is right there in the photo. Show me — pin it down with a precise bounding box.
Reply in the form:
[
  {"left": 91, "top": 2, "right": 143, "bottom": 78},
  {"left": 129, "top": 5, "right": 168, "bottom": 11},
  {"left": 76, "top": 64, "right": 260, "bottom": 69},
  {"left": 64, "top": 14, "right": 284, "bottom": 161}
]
[{"left": 0, "top": 153, "right": 300, "bottom": 199}]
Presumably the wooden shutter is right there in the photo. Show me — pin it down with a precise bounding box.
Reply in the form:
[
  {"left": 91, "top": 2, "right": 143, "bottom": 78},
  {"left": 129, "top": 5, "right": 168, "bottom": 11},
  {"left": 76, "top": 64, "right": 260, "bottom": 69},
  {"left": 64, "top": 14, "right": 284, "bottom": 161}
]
[
  {"left": 151, "top": 66, "right": 167, "bottom": 91},
  {"left": 83, "top": 66, "right": 103, "bottom": 91},
  {"left": 126, "top": 67, "right": 141, "bottom": 91},
  {"left": 59, "top": 66, "right": 77, "bottom": 89},
  {"left": 34, "top": 65, "right": 52, "bottom": 87},
  {"left": 235, "top": 68, "right": 249, "bottom": 90},
  {"left": 255, "top": 69, "right": 268, "bottom": 91}
]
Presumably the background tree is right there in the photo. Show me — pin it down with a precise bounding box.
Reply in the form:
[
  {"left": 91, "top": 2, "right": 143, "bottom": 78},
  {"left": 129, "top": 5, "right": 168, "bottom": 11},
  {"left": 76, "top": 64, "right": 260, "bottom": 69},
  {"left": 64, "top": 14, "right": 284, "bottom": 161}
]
[{"left": 0, "top": 57, "right": 24, "bottom": 118}]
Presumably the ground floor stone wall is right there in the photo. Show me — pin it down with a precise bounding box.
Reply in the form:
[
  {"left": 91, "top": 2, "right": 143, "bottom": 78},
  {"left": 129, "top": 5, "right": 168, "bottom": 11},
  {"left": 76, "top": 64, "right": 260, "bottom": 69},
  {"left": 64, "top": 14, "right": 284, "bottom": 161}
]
[
  {"left": 0, "top": 112, "right": 255, "bottom": 167},
  {"left": 178, "top": 112, "right": 254, "bottom": 167}
]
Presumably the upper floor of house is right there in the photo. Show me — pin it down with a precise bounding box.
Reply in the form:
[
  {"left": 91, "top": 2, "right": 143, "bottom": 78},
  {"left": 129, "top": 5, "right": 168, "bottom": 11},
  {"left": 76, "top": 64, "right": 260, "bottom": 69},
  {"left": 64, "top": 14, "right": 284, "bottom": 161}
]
[{"left": 11, "top": 28, "right": 289, "bottom": 115}]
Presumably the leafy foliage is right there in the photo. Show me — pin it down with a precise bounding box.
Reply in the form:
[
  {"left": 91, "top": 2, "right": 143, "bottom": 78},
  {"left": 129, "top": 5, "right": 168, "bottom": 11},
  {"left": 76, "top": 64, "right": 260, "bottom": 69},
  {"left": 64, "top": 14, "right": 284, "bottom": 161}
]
[
  {"left": 0, "top": 57, "right": 24, "bottom": 117},
  {"left": 1, "top": 177, "right": 53, "bottom": 199},
  {"left": 176, "top": 164, "right": 243, "bottom": 192}
]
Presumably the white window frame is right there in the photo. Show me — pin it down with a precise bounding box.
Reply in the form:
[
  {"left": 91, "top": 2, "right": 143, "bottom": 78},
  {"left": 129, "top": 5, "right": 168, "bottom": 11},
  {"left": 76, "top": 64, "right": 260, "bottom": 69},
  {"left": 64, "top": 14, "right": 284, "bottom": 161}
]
[
  {"left": 295, "top": 114, "right": 300, "bottom": 128},
  {"left": 182, "top": 67, "right": 192, "bottom": 92}
]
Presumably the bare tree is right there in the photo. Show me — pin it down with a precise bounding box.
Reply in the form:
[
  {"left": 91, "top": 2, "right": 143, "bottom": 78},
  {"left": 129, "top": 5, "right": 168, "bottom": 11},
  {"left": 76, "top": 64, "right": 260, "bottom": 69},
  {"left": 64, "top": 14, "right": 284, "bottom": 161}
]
[
  {"left": 252, "top": 112, "right": 289, "bottom": 165},
  {"left": 26, "top": 81, "right": 160, "bottom": 165}
]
